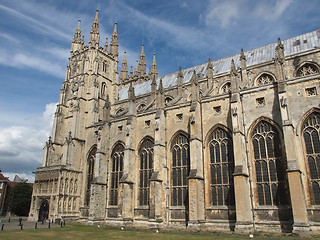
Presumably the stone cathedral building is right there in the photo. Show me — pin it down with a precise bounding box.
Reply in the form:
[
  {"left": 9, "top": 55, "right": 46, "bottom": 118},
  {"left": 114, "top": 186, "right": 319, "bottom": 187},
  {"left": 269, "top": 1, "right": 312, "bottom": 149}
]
[{"left": 28, "top": 10, "right": 320, "bottom": 233}]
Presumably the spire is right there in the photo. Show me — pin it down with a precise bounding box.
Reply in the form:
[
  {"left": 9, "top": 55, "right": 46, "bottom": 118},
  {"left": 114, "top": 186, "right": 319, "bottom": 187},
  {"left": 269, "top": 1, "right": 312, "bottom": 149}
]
[
  {"left": 151, "top": 75, "right": 157, "bottom": 92},
  {"left": 230, "top": 59, "right": 239, "bottom": 97},
  {"left": 275, "top": 37, "right": 285, "bottom": 64},
  {"left": 119, "top": 52, "right": 128, "bottom": 83},
  {"left": 157, "top": 79, "right": 164, "bottom": 108},
  {"left": 138, "top": 44, "right": 146, "bottom": 76},
  {"left": 71, "top": 20, "right": 82, "bottom": 53},
  {"left": 109, "top": 22, "right": 119, "bottom": 59},
  {"left": 128, "top": 82, "right": 135, "bottom": 101},
  {"left": 191, "top": 70, "right": 198, "bottom": 85},
  {"left": 158, "top": 79, "right": 163, "bottom": 94},
  {"left": 104, "top": 38, "right": 108, "bottom": 53},
  {"left": 191, "top": 71, "right": 199, "bottom": 102},
  {"left": 148, "top": 67, "right": 152, "bottom": 78},
  {"left": 178, "top": 67, "right": 184, "bottom": 87},
  {"left": 130, "top": 66, "right": 133, "bottom": 78},
  {"left": 134, "top": 60, "right": 139, "bottom": 77},
  {"left": 230, "top": 59, "right": 237, "bottom": 75},
  {"left": 207, "top": 58, "right": 213, "bottom": 79},
  {"left": 151, "top": 53, "right": 158, "bottom": 79},
  {"left": 89, "top": 10, "right": 100, "bottom": 48},
  {"left": 240, "top": 48, "right": 247, "bottom": 69}
]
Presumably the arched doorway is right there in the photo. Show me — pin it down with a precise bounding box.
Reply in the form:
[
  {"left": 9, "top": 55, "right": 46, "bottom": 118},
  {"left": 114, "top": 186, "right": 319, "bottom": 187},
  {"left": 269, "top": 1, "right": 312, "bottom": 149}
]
[{"left": 38, "top": 199, "right": 49, "bottom": 221}]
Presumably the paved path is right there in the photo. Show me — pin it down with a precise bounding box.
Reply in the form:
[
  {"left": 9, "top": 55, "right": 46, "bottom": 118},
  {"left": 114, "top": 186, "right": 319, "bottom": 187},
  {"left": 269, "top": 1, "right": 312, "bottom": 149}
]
[{"left": 0, "top": 217, "right": 64, "bottom": 231}]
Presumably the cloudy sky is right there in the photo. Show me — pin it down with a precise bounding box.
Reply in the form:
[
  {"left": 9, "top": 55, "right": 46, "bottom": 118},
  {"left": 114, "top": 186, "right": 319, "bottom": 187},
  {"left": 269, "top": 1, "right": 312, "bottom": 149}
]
[{"left": 0, "top": 0, "right": 319, "bottom": 182}]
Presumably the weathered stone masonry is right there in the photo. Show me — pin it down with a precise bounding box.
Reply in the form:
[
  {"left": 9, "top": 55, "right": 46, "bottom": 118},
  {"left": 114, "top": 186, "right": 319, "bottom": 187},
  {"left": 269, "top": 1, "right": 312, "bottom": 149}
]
[{"left": 29, "top": 10, "right": 320, "bottom": 233}]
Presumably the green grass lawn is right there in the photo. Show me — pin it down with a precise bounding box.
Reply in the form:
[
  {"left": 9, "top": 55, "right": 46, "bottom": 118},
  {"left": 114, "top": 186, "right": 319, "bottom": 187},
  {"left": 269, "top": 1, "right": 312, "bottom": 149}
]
[{"left": 0, "top": 223, "right": 319, "bottom": 240}]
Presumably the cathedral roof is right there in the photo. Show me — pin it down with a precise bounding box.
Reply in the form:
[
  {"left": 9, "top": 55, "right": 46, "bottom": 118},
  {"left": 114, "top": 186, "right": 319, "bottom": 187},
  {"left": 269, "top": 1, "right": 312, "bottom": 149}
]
[{"left": 118, "top": 29, "right": 320, "bottom": 101}]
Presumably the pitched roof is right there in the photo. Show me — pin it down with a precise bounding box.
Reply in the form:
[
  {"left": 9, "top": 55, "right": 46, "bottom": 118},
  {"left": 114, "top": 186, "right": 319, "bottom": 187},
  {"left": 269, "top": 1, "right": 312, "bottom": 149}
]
[{"left": 119, "top": 29, "right": 320, "bottom": 101}]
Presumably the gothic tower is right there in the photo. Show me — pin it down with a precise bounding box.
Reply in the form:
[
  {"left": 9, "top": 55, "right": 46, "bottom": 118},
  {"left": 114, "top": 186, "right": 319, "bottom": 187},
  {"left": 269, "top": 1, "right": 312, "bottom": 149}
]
[{"left": 29, "top": 11, "right": 119, "bottom": 221}]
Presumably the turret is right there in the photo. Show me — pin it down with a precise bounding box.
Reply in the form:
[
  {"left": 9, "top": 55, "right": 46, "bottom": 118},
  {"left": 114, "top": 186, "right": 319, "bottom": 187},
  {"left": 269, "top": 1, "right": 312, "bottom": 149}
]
[
  {"left": 151, "top": 53, "right": 158, "bottom": 80},
  {"left": 177, "top": 67, "right": 183, "bottom": 94},
  {"left": 119, "top": 52, "right": 128, "bottom": 83},
  {"left": 71, "top": 20, "right": 82, "bottom": 54},
  {"left": 89, "top": 10, "right": 100, "bottom": 48},
  {"left": 109, "top": 22, "right": 119, "bottom": 59},
  {"left": 138, "top": 44, "right": 146, "bottom": 76},
  {"left": 104, "top": 38, "right": 108, "bottom": 53},
  {"left": 134, "top": 60, "right": 139, "bottom": 77}
]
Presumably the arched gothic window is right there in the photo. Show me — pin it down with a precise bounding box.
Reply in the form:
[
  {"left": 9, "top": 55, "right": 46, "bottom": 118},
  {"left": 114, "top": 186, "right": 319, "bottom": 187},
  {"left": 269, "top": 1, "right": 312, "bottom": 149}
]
[
  {"left": 257, "top": 74, "right": 274, "bottom": 86},
  {"left": 171, "top": 133, "right": 190, "bottom": 206},
  {"left": 139, "top": 139, "right": 154, "bottom": 206},
  {"left": 109, "top": 144, "right": 124, "bottom": 206},
  {"left": 85, "top": 146, "right": 96, "bottom": 206},
  {"left": 252, "top": 121, "right": 288, "bottom": 206},
  {"left": 302, "top": 112, "right": 320, "bottom": 205},
  {"left": 297, "top": 63, "right": 319, "bottom": 77},
  {"left": 209, "top": 127, "right": 235, "bottom": 206},
  {"left": 221, "top": 82, "right": 231, "bottom": 94}
]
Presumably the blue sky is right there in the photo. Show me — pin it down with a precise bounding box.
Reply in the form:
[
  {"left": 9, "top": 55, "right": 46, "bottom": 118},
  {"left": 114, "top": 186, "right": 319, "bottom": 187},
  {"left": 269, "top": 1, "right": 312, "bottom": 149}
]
[{"left": 0, "top": 0, "right": 319, "bottom": 182}]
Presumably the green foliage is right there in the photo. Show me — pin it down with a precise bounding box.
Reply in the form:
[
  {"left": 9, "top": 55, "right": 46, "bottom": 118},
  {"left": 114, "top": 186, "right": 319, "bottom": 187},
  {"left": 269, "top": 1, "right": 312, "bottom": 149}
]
[{"left": 6, "top": 183, "right": 32, "bottom": 216}]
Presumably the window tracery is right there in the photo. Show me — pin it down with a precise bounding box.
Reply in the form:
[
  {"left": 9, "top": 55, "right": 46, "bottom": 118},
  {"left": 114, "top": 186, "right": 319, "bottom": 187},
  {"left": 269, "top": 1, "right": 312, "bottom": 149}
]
[
  {"left": 302, "top": 112, "right": 320, "bottom": 205},
  {"left": 298, "top": 64, "right": 319, "bottom": 77},
  {"left": 109, "top": 144, "right": 124, "bottom": 206},
  {"left": 257, "top": 74, "right": 274, "bottom": 86},
  {"left": 221, "top": 82, "right": 231, "bottom": 94},
  {"left": 252, "top": 121, "right": 288, "bottom": 206},
  {"left": 171, "top": 134, "right": 190, "bottom": 206},
  {"left": 209, "top": 127, "right": 235, "bottom": 206},
  {"left": 139, "top": 139, "right": 154, "bottom": 206}
]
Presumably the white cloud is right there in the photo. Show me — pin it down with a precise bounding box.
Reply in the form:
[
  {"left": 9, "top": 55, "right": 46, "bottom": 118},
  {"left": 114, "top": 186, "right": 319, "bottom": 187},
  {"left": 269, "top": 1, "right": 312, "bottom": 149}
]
[
  {"left": 254, "top": 0, "right": 293, "bottom": 20},
  {"left": 0, "top": 102, "right": 57, "bottom": 183},
  {"left": 200, "top": 0, "right": 242, "bottom": 28},
  {"left": 0, "top": 48, "right": 67, "bottom": 78},
  {"left": 201, "top": 0, "right": 293, "bottom": 28},
  {"left": 0, "top": 3, "right": 72, "bottom": 41}
]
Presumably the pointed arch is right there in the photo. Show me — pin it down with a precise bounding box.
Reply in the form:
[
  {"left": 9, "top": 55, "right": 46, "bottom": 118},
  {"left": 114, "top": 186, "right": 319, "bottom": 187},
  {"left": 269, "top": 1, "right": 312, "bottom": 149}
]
[
  {"left": 206, "top": 125, "right": 235, "bottom": 206},
  {"left": 219, "top": 81, "right": 231, "bottom": 94},
  {"left": 296, "top": 107, "right": 320, "bottom": 136},
  {"left": 254, "top": 72, "right": 276, "bottom": 86},
  {"left": 205, "top": 124, "right": 232, "bottom": 148},
  {"left": 138, "top": 136, "right": 154, "bottom": 206},
  {"left": 250, "top": 118, "right": 289, "bottom": 206},
  {"left": 109, "top": 142, "right": 125, "bottom": 206},
  {"left": 85, "top": 145, "right": 97, "bottom": 206},
  {"left": 136, "top": 101, "right": 147, "bottom": 112},
  {"left": 295, "top": 61, "right": 320, "bottom": 77},
  {"left": 301, "top": 109, "right": 320, "bottom": 205},
  {"left": 170, "top": 131, "right": 190, "bottom": 207}
]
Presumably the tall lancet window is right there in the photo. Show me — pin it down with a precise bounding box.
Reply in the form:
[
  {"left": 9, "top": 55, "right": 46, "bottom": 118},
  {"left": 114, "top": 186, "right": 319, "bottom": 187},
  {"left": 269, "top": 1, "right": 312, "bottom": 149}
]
[
  {"left": 139, "top": 138, "right": 154, "bottom": 206},
  {"left": 252, "top": 120, "right": 288, "bottom": 206},
  {"left": 171, "top": 133, "right": 190, "bottom": 206},
  {"left": 85, "top": 146, "right": 96, "bottom": 206},
  {"left": 109, "top": 144, "right": 124, "bottom": 206},
  {"left": 302, "top": 112, "right": 320, "bottom": 205},
  {"left": 209, "top": 127, "right": 235, "bottom": 206}
]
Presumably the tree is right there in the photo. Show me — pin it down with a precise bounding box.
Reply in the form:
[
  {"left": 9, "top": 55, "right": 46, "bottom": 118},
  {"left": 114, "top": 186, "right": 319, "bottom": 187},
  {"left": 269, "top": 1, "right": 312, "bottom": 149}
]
[{"left": 6, "top": 183, "right": 33, "bottom": 216}]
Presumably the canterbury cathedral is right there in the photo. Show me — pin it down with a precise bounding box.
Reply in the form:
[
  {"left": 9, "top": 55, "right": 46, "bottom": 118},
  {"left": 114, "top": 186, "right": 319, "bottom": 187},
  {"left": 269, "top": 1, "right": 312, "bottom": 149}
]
[{"left": 28, "top": 10, "right": 320, "bottom": 233}]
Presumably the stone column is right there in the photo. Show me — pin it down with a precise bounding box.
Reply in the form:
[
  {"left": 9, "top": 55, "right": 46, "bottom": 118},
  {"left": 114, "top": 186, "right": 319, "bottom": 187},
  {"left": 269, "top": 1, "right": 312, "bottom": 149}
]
[
  {"left": 88, "top": 125, "right": 107, "bottom": 221},
  {"left": 231, "top": 100, "right": 254, "bottom": 232},
  {"left": 187, "top": 98, "right": 205, "bottom": 229},
  {"left": 118, "top": 85, "right": 136, "bottom": 224},
  {"left": 230, "top": 59, "right": 254, "bottom": 231},
  {"left": 149, "top": 109, "right": 166, "bottom": 225},
  {"left": 278, "top": 92, "right": 310, "bottom": 233}
]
